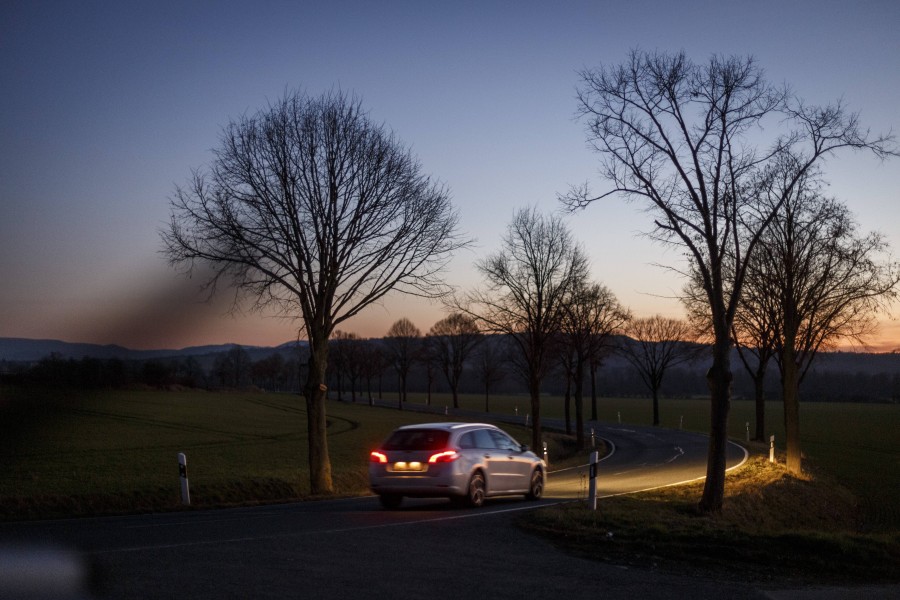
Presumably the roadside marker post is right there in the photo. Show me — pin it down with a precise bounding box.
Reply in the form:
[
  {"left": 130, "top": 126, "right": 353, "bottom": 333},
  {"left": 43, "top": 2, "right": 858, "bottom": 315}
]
[
  {"left": 590, "top": 427, "right": 595, "bottom": 448},
  {"left": 542, "top": 442, "right": 548, "bottom": 467},
  {"left": 617, "top": 411, "right": 621, "bottom": 424},
  {"left": 769, "top": 435, "right": 776, "bottom": 463},
  {"left": 746, "top": 422, "right": 750, "bottom": 442},
  {"left": 587, "top": 451, "right": 599, "bottom": 510},
  {"left": 178, "top": 452, "right": 191, "bottom": 505}
]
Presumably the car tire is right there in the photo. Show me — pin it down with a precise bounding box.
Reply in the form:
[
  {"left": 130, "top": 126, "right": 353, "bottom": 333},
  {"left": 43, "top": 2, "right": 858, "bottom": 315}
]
[
  {"left": 525, "top": 468, "right": 543, "bottom": 501},
  {"left": 379, "top": 494, "right": 403, "bottom": 509},
  {"left": 465, "top": 471, "right": 486, "bottom": 508}
]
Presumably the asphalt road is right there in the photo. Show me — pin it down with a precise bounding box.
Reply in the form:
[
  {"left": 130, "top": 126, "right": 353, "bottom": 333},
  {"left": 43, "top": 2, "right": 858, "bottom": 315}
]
[
  {"left": 549, "top": 420, "right": 746, "bottom": 499},
  {"left": 1, "top": 419, "right": 891, "bottom": 599}
]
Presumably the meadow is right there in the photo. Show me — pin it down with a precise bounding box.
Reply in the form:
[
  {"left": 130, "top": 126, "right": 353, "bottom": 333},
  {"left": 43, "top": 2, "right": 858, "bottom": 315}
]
[{"left": 1, "top": 386, "right": 897, "bottom": 533}]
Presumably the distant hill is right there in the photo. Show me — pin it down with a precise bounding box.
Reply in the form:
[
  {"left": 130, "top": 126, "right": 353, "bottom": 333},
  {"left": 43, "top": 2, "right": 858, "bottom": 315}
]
[{"left": 0, "top": 337, "right": 302, "bottom": 363}]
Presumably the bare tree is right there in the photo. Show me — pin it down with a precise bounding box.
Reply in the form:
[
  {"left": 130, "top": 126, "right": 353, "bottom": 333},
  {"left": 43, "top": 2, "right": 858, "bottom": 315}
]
[
  {"left": 566, "top": 50, "right": 895, "bottom": 512},
  {"left": 420, "top": 337, "right": 438, "bottom": 406},
  {"left": 212, "top": 345, "right": 252, "bottom": 389},
  {"left": 384, "top": 318, "right": 422, "bottom": 408},
  {"left": 746, "top": 172, "right": 899, "bottom": 474},
  {"left": 732, "top": 287, "right": 779, "bottom": 443},
  {"left": 561, "top": 282, "right": 630, "bottom": 448},
  {"left": 162, "top": 89, "right": 465, "bottom": 494},
  {"left": 331, "top": 331, "right": 365, "bottom": 402},
  {"left": 251, "top": 353, "right": 285, "bottom": 391},
  {"left": 428, "top": 313, "right": 483, "bottom": 409},
  {"left": 463, "top": 207, "right": 589, "bottom": 451},
  {"left": 474, "top": 337, "right": 507, "bottom": 413},
  {"left": 617, "top": 316, "right": 697, "bottom": 426},
  {"left": 358, "top": 339, "right": 387, "bottom": 406}
]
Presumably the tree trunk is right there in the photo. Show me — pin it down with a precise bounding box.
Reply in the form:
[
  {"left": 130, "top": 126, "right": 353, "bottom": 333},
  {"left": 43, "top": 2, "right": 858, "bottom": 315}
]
[
  {"left": 574, "top": 359, "right": 585, "bottom": 450},
  {"left": 452, "top": 384, "right": 459, "bottom": 409},
  {"left": 698, "top": 337, "right": 732, "bottom": 514},
  {"left": 753, "top": 370, "right": 766, "bottom": 442},
  {"left": 484, "top": 381, "right": 490, "bottom": 413},
  {"left": 529, "top": 374, "right": 542, "bottom": 453},
  {"left": 651, "top": 386, "right": 660, "bottom": 426},
  {"left": 564, "top": 374, "right": 572, "bottom": 435},
  {"left": 781, "top": 346, "right": 803, "bottom": 475},
  {"left": 590, "top": 364, "right": 598, "bottom": 422},
  {"left": 304, "top": 335, "right": 333, "bottom": 495}
]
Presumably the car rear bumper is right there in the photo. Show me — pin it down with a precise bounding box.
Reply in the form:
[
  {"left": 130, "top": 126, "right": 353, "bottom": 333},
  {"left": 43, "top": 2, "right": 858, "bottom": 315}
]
[{"left": 369, "top": 470, "right": 465, "bottom": 497}]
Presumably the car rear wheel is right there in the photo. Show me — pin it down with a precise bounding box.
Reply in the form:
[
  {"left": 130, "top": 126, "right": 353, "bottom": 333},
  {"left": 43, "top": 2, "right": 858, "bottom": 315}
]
[
  {"left": 466, "top": 471, "right": 486, "bottom": 507},
  {"left": 525, "top": 468, "right": 543, "bottom": 500},
  {"left": 379, "top": 494, "right": 403, "bottom": 509}
]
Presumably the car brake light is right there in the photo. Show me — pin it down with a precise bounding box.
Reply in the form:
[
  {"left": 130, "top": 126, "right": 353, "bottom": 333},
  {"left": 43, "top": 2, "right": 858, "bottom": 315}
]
[
  {"left": 428, "top": 450, "right": 459, "bottom": 464},
  {"left": 370, "top": 451, "right": 388, "bottom": 463}
]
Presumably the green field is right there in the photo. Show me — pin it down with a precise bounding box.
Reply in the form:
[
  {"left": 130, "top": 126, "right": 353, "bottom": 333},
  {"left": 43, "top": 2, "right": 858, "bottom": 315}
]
[{"left": 1, "top": 386, "right": 898, "bottom": 531}]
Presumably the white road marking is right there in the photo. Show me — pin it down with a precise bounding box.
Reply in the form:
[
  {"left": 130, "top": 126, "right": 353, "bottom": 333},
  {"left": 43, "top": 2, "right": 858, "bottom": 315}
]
[{"left": 88, "top": 501, "right": 567, "bottom": 555}]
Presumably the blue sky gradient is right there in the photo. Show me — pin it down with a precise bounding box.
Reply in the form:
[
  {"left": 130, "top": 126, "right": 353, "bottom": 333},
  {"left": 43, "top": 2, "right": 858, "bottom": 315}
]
[{"left": 2, "top": 1, "right": 898, "bottom": 349}]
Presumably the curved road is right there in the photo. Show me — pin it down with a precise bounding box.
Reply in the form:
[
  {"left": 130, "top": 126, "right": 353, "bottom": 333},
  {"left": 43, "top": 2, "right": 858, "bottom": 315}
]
[
  {"left": 0, "top": 421, "right": 795, "bottom": 600},
  {"left": 546, "top": 420, "right": 747, "bottom": 499}
]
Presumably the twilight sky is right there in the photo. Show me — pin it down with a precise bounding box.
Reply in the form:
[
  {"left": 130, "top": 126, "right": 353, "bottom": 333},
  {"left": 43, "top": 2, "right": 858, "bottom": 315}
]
[{"left": 2, "top": 0, "right": 899, "bottom": 351}]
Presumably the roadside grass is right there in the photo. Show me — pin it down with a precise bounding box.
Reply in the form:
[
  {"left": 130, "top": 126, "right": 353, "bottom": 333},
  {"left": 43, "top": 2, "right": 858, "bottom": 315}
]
[{"left": 518, "top": 453, "right": 900, "bottom": 585}]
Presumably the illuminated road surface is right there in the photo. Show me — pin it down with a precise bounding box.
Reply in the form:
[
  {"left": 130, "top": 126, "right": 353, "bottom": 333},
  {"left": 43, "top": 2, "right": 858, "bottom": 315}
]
[{"left": 544, "top": 420, "right": 747, "bottom": 499}]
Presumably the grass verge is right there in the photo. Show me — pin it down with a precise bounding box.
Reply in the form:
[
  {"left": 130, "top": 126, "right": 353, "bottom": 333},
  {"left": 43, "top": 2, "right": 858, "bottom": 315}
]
[{"left": 517, "top": 452, "right": 900, "bottom": 585}]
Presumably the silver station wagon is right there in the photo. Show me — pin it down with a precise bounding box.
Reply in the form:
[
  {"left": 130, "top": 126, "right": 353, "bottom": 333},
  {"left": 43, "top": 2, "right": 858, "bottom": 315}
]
[{"left": 369, "top": 422, "right": 545, "bottom": 509}]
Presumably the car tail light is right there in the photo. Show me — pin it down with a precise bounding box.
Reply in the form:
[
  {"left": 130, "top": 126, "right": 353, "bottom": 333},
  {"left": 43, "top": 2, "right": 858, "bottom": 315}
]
[
  {"left": 370, "top": 451, "right": 388, "bottom": 463},
  {"left": 428, "top": 450, "right": 459, "bottom": 464}
]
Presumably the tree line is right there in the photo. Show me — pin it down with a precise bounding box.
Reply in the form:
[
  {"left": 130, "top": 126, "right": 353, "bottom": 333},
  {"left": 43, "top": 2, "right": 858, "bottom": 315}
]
[{"left": 6, "top": 331, "right": 898, "bottom": 406}]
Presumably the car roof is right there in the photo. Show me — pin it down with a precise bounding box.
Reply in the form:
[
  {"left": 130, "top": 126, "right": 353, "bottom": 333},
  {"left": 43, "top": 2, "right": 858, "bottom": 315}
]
[{"left": 395, "top": 422, "right": 498, "bottom": 433}]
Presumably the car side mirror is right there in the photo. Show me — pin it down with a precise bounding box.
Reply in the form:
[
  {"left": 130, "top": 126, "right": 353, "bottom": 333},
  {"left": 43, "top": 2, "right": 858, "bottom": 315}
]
[{"left": 520, "top": 444, "right": 529, "bottom": 452}]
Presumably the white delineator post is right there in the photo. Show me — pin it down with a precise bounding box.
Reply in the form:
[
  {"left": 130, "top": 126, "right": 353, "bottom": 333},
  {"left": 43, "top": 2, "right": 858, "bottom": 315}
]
[
  {"left": 588, "top": 450, "right": 599, "bottom": 510},
  {"left": 769, "top": 435, "right": 776, "bottom": 463},
  {"left": 178, "top": 452, "right": 191, "bottom": 505}
]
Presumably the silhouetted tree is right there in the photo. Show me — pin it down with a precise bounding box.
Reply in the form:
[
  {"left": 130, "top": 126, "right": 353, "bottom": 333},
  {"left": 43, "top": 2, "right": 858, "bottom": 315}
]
[
  {"left": 384, "top": 318, "right": 422, "bottom": 408},
  {"left": 463, "top": 207, "right": 589, "bottom": 451},
  {"left": 566, "top": 50, "right": 896, "bottom": 512},
  {"left": 746, "top": 171, "right": 899, "bottom": 474},
  {"left": 428, "top": 313, "right": 483, "bottom": 409},
  {"left": 252, "top": 353, "right": 285, "bottom": 391},
  {"left": 358, "top": 339, "right": 387, "bottom": 405},
  {"left": 561, "top": 282, "right": 630, "bottom": 448},
  {"left": 474, "top": 337, "right": 507, "bottom": 412},
  {"left": 330, "top": 331, "right": 365, "bottom": 401},
  {"left": 617, "top": 316, "right": 697, "bottom": 426},
  {"left": 163, "top": 90, "right": 465, "bottom": 493}
]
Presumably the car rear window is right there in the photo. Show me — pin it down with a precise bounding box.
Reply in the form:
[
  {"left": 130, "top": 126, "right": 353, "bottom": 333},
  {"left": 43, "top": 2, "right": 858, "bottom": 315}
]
[{"left": 383, "top": 429, "right": 450, "bottom": 451}]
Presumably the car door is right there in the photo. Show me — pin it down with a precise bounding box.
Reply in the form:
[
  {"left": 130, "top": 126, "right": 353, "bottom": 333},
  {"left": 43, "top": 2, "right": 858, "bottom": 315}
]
[
  {"left": 471, "top": 428, "right": 511, "bottom": 493},
  {"left": 487, "top": 429, "right": 529, "bottom": 492}
]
